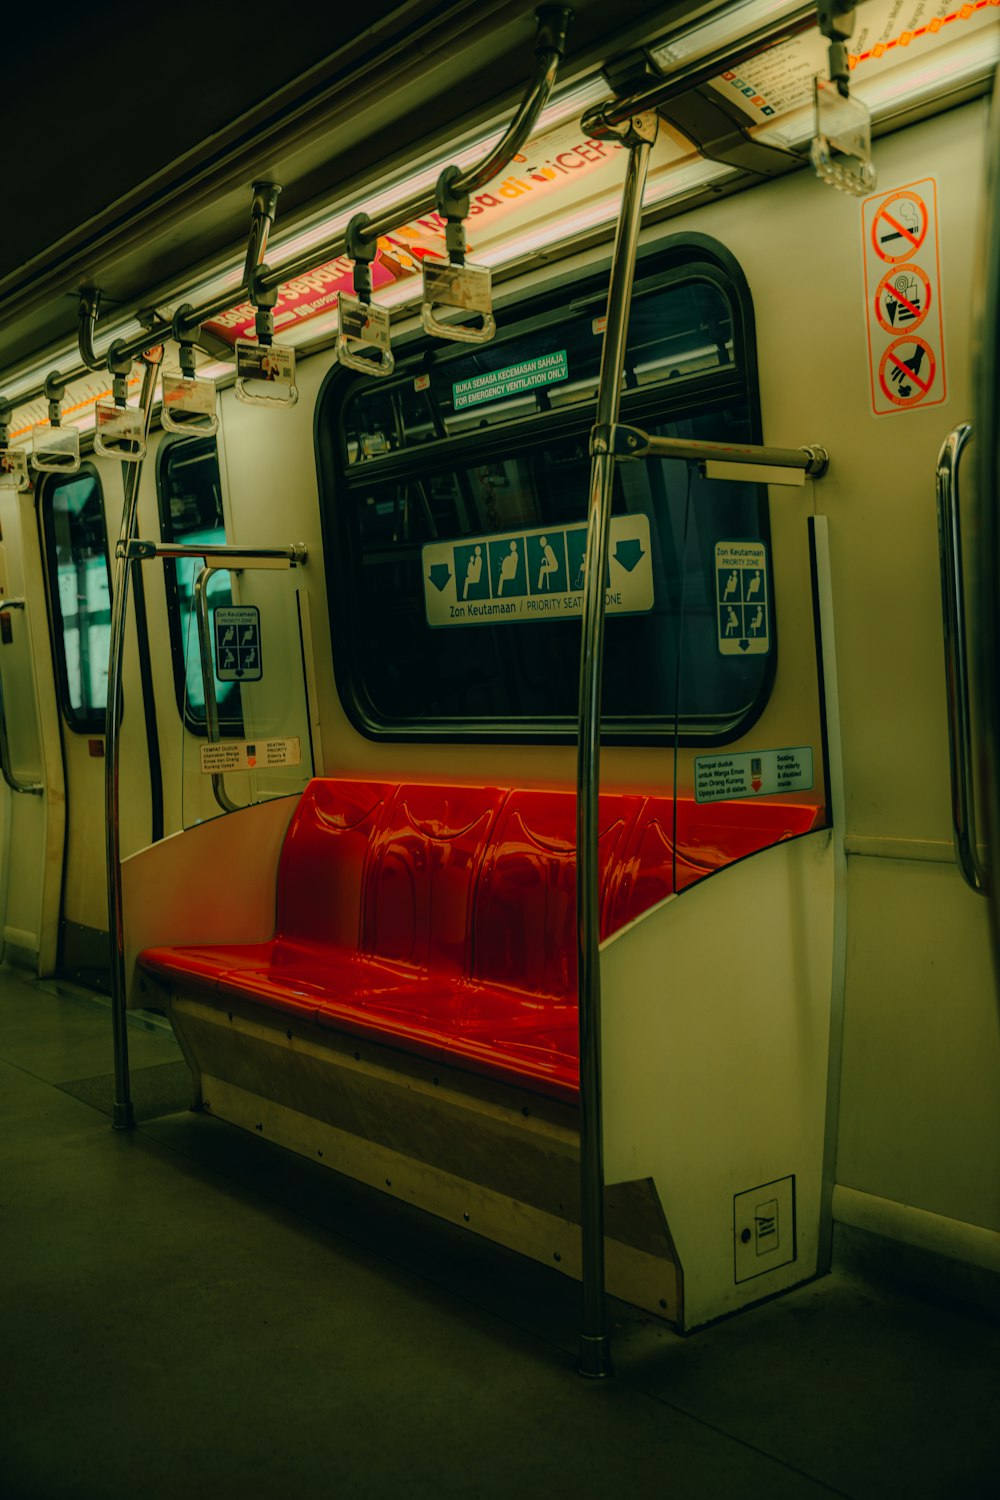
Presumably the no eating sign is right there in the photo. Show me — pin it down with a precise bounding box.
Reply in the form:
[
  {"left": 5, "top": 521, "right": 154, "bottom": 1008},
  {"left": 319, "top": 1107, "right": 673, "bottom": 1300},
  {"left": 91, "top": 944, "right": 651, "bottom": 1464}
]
[{"left": 861, "top": 178, "right": 946, "bottom": 417}]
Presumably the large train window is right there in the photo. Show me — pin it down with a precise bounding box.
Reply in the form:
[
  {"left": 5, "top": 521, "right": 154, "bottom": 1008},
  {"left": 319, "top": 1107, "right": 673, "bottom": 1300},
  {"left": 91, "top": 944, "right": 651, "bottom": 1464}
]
[
  {"left": 41, "top": 465, "right": 112, "bottom": 734},
  {"left": 317, "top": 237, "right": 770, "bottom": 743},
  {"left": 156, "top": 436, "right": 243, "bottom": 735}
]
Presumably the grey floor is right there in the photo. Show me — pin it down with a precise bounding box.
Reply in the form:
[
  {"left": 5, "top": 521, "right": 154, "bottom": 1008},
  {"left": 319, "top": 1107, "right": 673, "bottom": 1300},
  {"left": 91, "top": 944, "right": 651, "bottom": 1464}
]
[{"left": 1, "top": 965, "right": 997, "bottom": 1500}]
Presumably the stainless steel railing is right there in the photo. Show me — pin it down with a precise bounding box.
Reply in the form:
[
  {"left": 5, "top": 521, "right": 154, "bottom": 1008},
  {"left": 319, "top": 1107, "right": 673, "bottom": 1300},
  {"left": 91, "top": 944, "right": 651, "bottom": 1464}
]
[
  {"left": 575, "top": 109, "right": 659, "bottom": 1381},
  {"left": 937, "top": 424, "right": 987, "bottom": 895},
  {"left": 106, "top": 348, "right": 163, "bottom": 1130},
  {"left": 0, "top": 6, "right": 573, "bottom": 409},
  {"left": 575, "top": 118, "right": 831, "bottom": 1375}
]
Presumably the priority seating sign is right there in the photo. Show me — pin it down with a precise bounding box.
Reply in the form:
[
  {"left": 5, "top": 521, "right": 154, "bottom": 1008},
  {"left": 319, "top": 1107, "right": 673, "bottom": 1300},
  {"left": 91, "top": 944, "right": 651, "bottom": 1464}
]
[{"left": 862, "top": 178, "right": 946, "bottom": 416}]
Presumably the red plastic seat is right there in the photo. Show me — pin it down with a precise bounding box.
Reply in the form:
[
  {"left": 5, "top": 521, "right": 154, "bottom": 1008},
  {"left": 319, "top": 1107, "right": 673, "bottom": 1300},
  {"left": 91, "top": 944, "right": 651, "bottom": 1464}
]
[{"left": 138, "top": 778, "right": 826, "bottom": 1103}]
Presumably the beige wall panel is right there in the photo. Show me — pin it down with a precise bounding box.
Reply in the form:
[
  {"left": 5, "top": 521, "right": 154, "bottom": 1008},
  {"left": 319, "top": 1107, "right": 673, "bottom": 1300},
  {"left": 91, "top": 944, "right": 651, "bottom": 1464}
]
[
  {"left": 655, "top": 103, "right": 985, "bottom": 847},
  {"left": 839, "top": 853, "right": 1000, "bottom": 1231}
]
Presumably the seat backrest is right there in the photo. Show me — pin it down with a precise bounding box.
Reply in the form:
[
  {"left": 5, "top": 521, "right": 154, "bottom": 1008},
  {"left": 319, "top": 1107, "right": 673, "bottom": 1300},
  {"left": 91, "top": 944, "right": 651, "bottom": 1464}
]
[
  {"left": 276, "top": 779, "right": 397, "bottom": 950},
  {"left": 472, "top": 789, "right": 642, "bottom": 999},
  {"left": 607, "top": 795, "right": 827, "bottom": 931},
  {"left": 362, "top": 783, "right": 508, "bottom": 972}
]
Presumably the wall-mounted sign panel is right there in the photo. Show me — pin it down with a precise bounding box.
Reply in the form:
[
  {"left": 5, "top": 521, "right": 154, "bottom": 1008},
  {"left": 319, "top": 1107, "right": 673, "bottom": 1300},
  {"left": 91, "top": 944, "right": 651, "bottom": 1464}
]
[{"left": 422, "top": 515, "right": 654, "bottom": 627}]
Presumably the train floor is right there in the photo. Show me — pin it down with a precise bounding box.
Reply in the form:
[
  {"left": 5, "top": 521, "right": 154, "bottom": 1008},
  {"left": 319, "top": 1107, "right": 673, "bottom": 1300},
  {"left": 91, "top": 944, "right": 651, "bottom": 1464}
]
[{"left": 2, "top": 965, "right": 997, "bottom": 1500}]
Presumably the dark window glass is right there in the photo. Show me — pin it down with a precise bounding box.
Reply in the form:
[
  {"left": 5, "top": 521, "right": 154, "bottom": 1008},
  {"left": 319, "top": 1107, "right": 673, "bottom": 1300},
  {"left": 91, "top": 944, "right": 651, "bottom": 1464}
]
[
  {"left": 345, "top": 278, "right": 733, "bottom": 465},
  {"left": 157, "top": 437, "right": 243, "bottom": 734},
  {"left": 42, "top": 468, "right": 112, "bottom": 733},
  {"left": 319, "top": 247, "right": 770, "bottom": 743}
]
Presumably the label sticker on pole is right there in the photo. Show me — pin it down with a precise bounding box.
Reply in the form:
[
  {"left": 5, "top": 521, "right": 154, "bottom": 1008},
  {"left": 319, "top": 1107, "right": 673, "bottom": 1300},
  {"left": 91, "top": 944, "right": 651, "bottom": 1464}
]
[
  {"left": 715, "top": 540, "right": 770, "bottom": 656},
  {"left": 214, "top": 606, "right": 262, "bottom": 682},
  {"left": 422, "top": 514, "right": 653, "bottom": 627},
  {"left": 861, "top": 178, "right": 946, "bottom": 416}
]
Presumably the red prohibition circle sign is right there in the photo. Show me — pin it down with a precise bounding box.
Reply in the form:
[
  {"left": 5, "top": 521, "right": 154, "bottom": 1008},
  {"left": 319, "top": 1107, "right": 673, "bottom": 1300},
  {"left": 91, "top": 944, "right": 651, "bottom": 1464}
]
[
  {"left": 874, "top": 263, "right": 931, "bottom": 335},
  {"left": 872, "top": 191, "right": 928, "bottom": 264},
  {"left": 878, "top": 335, "right": 936, "bottom": 408}
]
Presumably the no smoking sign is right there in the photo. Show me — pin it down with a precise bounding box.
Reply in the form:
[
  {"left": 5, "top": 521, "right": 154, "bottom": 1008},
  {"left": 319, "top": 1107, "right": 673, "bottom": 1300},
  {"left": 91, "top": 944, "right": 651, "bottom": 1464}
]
[{"left": 862, "top": 178, "right": 946, "bottom": 417}]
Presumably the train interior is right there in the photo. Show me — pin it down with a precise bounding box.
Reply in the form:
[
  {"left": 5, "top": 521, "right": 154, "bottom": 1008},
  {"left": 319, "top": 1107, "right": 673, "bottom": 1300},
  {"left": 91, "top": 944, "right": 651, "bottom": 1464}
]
[{"left": 2, "top": 1, "right": 999, "bottom": 1494}]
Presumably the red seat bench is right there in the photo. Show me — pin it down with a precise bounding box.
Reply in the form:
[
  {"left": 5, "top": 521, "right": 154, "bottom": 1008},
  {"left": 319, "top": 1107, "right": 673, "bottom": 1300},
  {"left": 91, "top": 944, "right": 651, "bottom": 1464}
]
[{"left": 139, "top": 778, "right": 823, "bottom": 1103}]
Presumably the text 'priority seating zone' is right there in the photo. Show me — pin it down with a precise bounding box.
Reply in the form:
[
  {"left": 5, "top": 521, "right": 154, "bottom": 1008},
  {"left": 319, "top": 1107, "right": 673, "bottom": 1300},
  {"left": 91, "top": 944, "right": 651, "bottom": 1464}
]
[{"left": 139, "top": 779, "right": 824, "bottom": 1102}]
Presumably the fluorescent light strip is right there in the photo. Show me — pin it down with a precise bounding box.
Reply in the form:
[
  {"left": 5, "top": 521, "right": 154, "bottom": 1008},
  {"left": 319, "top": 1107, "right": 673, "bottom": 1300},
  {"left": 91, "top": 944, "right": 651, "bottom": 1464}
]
[{"left": 649, "top": 0, "right": 805, "bottom": 69}]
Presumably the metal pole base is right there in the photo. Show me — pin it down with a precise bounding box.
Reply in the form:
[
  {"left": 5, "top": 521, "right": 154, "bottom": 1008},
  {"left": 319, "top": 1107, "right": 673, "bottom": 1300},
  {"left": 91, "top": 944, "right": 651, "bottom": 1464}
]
[
  {"left": 577, "top": 1333, "right": 612, "bottom": 1379},
  {"left": 112, "top": 1101, "right": 136, "bottom": 1131}
]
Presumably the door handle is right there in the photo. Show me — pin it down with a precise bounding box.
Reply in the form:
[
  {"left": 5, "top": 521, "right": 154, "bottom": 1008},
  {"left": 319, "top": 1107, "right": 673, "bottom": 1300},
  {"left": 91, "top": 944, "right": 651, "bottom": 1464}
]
[
  {"left": 0, "top": 601, "right": 43, "bottom": 795},
  {"left": 936, "top": 422, "right": 987, "bottom": 893}
]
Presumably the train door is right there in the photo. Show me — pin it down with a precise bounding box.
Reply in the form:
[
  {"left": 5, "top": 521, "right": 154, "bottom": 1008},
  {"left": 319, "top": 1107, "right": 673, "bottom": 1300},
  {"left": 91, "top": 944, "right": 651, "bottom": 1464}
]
[
  {"left": 36, "top": 460, "right": 155, "bottom": 988},
  {"left": 0, "top": 478, "right": 65, "bottom": 974}
]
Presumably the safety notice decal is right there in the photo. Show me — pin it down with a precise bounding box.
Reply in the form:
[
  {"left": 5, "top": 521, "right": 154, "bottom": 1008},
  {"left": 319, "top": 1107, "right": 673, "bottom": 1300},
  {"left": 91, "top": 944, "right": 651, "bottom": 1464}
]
[
  {"left": 715, "top": 540, "right": 770, "bottom": 656},
  {"left": 695, "top": 747, "right": 813, "bottom": 804},
  {"left": 861, "top": 177, "right": 946, "bottom": 416},
  {"left": 200, "top": 737, "right": 301, "bottom": 774},
  {"left": 422, "top": 515, "right": 653, "bottom": 627}
]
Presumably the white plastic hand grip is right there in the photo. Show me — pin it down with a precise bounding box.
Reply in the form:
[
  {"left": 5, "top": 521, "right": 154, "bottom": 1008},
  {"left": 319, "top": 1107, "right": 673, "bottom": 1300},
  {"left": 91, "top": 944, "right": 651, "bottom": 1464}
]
[
  {"left": 30, "top": 424, "right": 81, "bottom": 474},
  {"left": 420, "top": 302, "right": 497, "bottom": 344},
  {"left": 161, "top": 374, "right": 220, "bottom": 436}
]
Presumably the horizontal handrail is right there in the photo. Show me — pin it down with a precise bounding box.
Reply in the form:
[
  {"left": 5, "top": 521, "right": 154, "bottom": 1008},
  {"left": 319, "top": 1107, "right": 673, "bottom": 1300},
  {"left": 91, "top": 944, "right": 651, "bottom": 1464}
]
[
  {"left": 0, "top": 5, "right": 571, "bottom": 411},
  {"left": 267, "top": 7, "right": 570, "bottom": 284},
  {"left": 122, "top": 541, "right": 307, "bottom": 564},
  {"left": 592, "top": 422, "right": 829, "bottom": 477},
  {"left": 936, "top": 422, "right": 987, "bottom": 894}
]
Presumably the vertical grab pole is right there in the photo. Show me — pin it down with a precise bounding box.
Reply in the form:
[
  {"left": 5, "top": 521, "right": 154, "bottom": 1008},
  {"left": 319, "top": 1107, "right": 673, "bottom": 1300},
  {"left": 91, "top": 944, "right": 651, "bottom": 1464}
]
[
  {"left": 575, "top": 112, "right": 657, "bottom": 1379},
  {"left": 106, "top": 345, "right": 164, "bottom": 1130}
]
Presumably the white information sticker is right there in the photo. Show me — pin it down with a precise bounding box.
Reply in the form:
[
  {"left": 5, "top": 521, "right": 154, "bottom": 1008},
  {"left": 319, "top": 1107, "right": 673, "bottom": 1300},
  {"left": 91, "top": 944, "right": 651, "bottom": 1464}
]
[
  {"left": 234, "top": 340, "right": 296, "bottom": 383},
  {"left": 214, "top": 605, "right": 262, "bottom": 682},
  {"left": 0, "top": 448, "right": 29, "bottom": 487},
  {"left": 339, "top": 293, "right": 391, "bottom": 351},
  {"left": 423, "top": 261, "right": 492, "bottom": 314},
  {"left": 199, "top": 736, "right": 301, "bottom": 774},
  {"left": 162, "top": 372, "right": 217, "bottom": 416},
  {"left": 694, "top": 747, "right": 814, "bottom": 804},
  {"left": 422, "top": 514, "right": 654, "bottom": 627},
  {"left": 715, "top": 540, "right": 769, "bottom": 656}
]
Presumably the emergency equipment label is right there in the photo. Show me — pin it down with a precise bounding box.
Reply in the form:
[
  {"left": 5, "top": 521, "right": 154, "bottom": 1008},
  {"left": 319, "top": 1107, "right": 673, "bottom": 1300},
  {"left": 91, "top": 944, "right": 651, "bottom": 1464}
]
[
  {"left": 200, "top": 736, "right": 301, "bottom": 773},
  {"left": 214, "top": 606, "right": 262, "bottom": 681},
  {"left": 694, "top": 747, "right": 813, "bottom": 804},
  {"left": 715, "top": 541, "right": 770, "bottom": 656},
  {"left": 862, "top": 178, "right": 946, "bottom": 416},
  {"left": 452, "top": 349, "right": 567, "bottom": 410},
  {"left": 422, "top": 515, "right": 654, "bottom": 627}
]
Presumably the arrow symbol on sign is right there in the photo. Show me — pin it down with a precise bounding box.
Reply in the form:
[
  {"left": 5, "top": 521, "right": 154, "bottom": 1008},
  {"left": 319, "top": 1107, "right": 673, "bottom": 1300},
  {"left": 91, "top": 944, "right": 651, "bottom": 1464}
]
[
  {"left": 751, "top": 778, "right": 762, "bottom": 791},
  {"left": 738, "top": 638, "right": 749, "bottom": 652},
  {"left": 612, "top": 538, "right": 645, "bottom": 573},
  {"left": 428, "top": 563, "right": 452, "bottom": 592}
]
